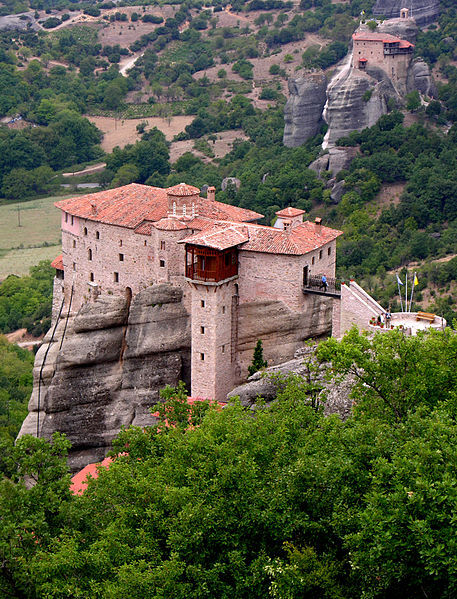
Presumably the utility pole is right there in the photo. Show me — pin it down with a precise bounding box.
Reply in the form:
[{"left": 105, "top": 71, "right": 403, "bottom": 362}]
[{"left": 17, "top": 207, "right": 22, "bottom": 227}]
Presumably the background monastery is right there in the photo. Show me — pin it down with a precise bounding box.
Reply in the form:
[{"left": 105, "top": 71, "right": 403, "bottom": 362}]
[{"left": 51, "top": 183, "right": 342, "bottom": 401}]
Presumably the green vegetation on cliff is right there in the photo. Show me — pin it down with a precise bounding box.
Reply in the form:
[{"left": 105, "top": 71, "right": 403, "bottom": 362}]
[{"left": 2, "top": 328, "right": 457, "bottom": 597}]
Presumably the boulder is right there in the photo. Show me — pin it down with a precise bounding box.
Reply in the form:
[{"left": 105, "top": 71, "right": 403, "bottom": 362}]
[
  {"left": 221, "top": 177, "right": 241, "bottom": 192},
  {"left": 328, "top": 147, "right": 358, "bottom": 175},
  {"left": 228, "top": 345, "right": 355, "bottom": 420},
  {"left": 283, "top": 73, "right": 327, "bottom": 147},
  {"left": 0, "top": 12, "right": 39, "bottom": 31},
  {"left": 374, "top": 16, "right": 419, "bottom": 43},
  {"left": 330, "top": 180, "right": 346, "bottom": 204},
  {"left": 373, "top": 0, "right": 439, "bottom": 26},
  {"left": 308, "top": 154, "right": 329, "bottom": 178},
  {"left": 407, "top": 58, "right": 437, "bottom": 98}
]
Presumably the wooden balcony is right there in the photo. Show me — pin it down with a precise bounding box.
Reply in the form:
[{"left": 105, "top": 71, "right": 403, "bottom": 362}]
[{"left": 186, "top": 246, "right": 238, "bottom": 283}]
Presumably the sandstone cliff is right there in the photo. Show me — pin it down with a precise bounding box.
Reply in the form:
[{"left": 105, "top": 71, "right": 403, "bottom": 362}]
[
  {"left": 19, "top": 285, "right": 191, "bottom": 472},
  {"left": 373, "top": 0, "right": 439, "bottom": 26},
  {"left": 283, "top": 74, "right": 327, "bottom": 148}
]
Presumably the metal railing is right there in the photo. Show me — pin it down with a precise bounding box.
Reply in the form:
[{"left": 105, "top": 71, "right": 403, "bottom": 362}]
[{"left": 303, "top": 274, "right": 341, "bottom": 296}]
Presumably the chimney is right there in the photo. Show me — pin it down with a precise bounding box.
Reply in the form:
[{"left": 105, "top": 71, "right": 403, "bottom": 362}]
[
  {"left": 315, "top": 217, "right": 322, "bottom": 226},
  {"left": 91, "top": 202, "right": 97, "bottom": 215},
  {"left": 207, "top": 186, "right": 216, "bottom": 201}
]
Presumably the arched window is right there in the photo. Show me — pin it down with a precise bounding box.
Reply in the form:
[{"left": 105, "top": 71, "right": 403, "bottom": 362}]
[
  {"left": 84, "top": 227, "right": 88, "bottom": 236},
  {"left": 88, "top": 249, "right": 92, "bottom": 261}
]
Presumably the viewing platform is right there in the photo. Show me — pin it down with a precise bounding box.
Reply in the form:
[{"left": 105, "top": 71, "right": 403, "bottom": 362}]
[
  {"left": 303, "top": 274, "right": 341, "bottom": 298},
  {"left": 368, "top": 312, "right": 446, "bottom": 336}
]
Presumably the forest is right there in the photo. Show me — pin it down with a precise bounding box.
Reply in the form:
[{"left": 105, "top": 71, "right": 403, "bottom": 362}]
[{"left": 2, "top": 328, "right": 457, "bottom": 598}]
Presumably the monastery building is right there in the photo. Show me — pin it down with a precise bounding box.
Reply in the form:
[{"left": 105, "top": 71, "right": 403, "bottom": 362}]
[{"left": 51, "top": 183, "right": 342, "bottom": 401}]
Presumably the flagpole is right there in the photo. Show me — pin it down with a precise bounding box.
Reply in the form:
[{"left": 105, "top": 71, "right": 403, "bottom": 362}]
[
  {"left": 409, "top": 271, "right": 415, "bottom": 311},
  {"left": 396, "top": 274, "right": 404, "bottom": 312},
  {"left": 405, "top": 272, "right": 408, "bottom": 313}
]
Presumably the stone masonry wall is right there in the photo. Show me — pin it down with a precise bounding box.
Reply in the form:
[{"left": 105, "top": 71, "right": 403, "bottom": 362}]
[{"left": 189, "top": 279, "right": 237, "bottom": 401}]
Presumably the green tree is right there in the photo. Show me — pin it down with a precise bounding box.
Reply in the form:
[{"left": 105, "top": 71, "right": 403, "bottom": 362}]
[{"left": 248, "top": 339, "right": 268, "bottom": 376}]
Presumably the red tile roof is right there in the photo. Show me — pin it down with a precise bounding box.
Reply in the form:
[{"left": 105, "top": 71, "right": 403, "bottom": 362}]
[
  {"left": 186, "top": 225, "right": 250, "bottom": 250},
  {"left": 70, "top": 456, "right": 113, "bottom": 495},
  {"left": 55, "top": 184, "right": 263, "bottom": 230},
  {"left": 352, "top": 32, "right": 414, "bottom": 47},
  {"left": 276, "top": 207, "right": 306, "bottom": 218},
  {"left": 51, "top": 254, "right": 64, "bottom": 270},
  {"left": 166, "top": 182, "right": 200, "bottom": 196},
  {"left": 182, "top": 220, "right": 343, "bottom": 255}
]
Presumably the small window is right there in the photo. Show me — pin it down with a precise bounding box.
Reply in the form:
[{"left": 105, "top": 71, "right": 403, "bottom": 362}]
[
  {"left": 119, "top": 240, "right": 123, "bottom": 247},
  {"left": 119, "top": 253, "right": 124, "bottom": 262},
  {"left": 319, "top": 250, "right": 323, "bottom": 260},
  {"left": 90, "top": 272, "right": 94, "bottom": 282},
  {"left": 160, "top": 241, "right": 166, "bottom": 250},
  {"left": 312, "top": 257, "right": 315, "bottom": 265},
  {"left": 84, "top": 227, "right": 88, "bottom": 236},
  {"left": 71, "top": 216, "right": 74, "bottom": 226},
  {"left": 222, "top": 306, "right": 226, "bottom": 314},
  {"left": 221, "top": 345, "right": 225, "bottom": 354},
  {"left": 200, "top": 326, "right": 205, "bottom": 334},
  {"left": 88, "top": 249, "right": 92, "bottom": 261},
  {"left": 65, "top": 213, "right": 68, "bottom": 223},
  {"left": 328, "top": 247, "right": 331, "bottom": 256},
  {"left": 73, "top": 262, "right": 76, "bottom": 271},
  {"left": 144, "top": 240, "right": 147, "bottom": 246},
  {"left": 114, "top": 272, "right": 119, "bottom": 283},
  {"left": 73, "top": 240, "right": 76, "bottom": 248},
  {"left": 160, "top": 259, "right": 165, "bottom": 268},
  {"left": 96, "top": 231, "right": 100, "bottom": 240},
  {"left": 200, "top": 353, "right": 205, "bottom": 361},
  {"left": 201, "top": 300, "right": 205, "bottom": 308}
]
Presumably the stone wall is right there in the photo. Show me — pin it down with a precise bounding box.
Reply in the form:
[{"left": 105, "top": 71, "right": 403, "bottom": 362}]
[
  {"left": 189, "top": 279, "right": 237, "bottom": 401},
  {"left": 335, "top": 281, "right": 385, "bottom": 337},
  {"left": 60, "top": 215, "right": 189, "bottom": 312}
]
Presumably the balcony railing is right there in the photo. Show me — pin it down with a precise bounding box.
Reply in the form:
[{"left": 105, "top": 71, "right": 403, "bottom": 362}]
[
  {"left": 186, "top": 262, "right": 238, "bottom": 283},
  {"left": 303, "top": 274, "right": 341, "bottom": 297}
]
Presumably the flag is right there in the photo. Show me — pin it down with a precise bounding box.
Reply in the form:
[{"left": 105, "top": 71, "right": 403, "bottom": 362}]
[
  {"left": 414, "top": 274, "right": 419, "bottom": 286},
  {"left": 396, "top": 274, "right": 403, "bottom": 286}
]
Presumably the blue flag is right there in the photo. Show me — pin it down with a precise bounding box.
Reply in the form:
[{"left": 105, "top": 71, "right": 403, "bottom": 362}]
[{"left": 396, "top": 274, "right": 404, "bottom": 286}]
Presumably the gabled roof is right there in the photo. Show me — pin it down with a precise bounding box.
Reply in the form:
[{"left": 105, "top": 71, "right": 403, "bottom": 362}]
[
  {"left": 276, "top": 207, "right": 306, "bottom": 218},
  {"left": 185, "top": 225, "right": 250, "bottom": 251},
  {"left": 181, "top": 220, "right": 343, "bottom": 255},
  {"left": 55, "top": 184, "right": 263, "bottom": 229},
  {"left": 352, "top": 31, "right": 414, "bottom": 48}
]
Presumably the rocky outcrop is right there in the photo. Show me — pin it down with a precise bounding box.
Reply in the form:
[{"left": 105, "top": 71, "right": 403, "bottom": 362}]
[
  {"left": 407, "top": 58, "right": 437, "bottom": 98},
  {"left": 324, "top": 69, "right": 400, "bottom": 147},
  {"left": 228, "top": 345, "right": 355, "bottom": 420},
  {"left": 0, "top": 12, "right": 39, "bottom": 32},
  {"left": 236, "top": 295, "right": 333, "bottom": 376},
  {"left": 283, "top": 74, "right": 327, "bottom": 147},
  {"left": 373, "top": 0, "right": 439, "bottom": 27},
  {"left": 18, "top": 285, "right": 191, "bottom": 472}
]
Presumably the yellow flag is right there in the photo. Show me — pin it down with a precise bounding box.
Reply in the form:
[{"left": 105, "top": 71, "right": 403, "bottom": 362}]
[{"left": 414, "top": 275, "right": 419, "bottom": 286}]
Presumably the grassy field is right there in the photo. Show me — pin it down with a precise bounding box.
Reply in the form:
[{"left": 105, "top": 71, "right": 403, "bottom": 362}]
[{"left": 0, "top": 196, "right": 65, "bottom": 279}]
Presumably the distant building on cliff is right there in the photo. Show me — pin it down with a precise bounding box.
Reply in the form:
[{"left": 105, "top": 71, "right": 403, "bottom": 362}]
[
  {"left": 353, "top": 11, "right": 414, "bottom": 92},
  {"left": 51, "top": 183, "right": 342, "bottom": 401}
]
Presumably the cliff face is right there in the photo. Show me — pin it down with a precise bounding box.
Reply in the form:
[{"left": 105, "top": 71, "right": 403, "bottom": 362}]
[
  {"left": 19, "top": 285, "right": 191, "bottom": 472},
  {"left": 323, "top": 68, "right": 399, "bottom": 147},
  {"left": 373, "top": 0, "right": 439, "bottom": 26},
  {"left": 283, "top": 74, "right": 327, "bottom": 148}
]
